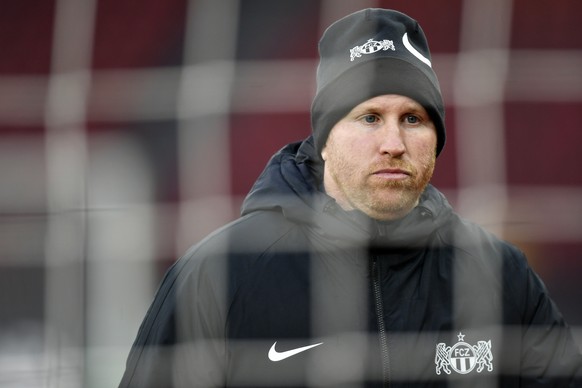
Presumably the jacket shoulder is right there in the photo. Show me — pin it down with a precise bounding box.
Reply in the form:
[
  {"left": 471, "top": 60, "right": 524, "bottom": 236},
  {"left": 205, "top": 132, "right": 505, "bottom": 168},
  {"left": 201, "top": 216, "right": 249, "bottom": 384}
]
[
  {"left": 173, "top": 209, "right": 302, "bottom": 291},
  {"left": 440, "top": 213, "right": 526, "bottom": 263},
  {"left": 439, "top": 213, "right": 552, "bottom": 316},
  {"left": 185, "top": 209, "right": 298, "bottom": 261}
]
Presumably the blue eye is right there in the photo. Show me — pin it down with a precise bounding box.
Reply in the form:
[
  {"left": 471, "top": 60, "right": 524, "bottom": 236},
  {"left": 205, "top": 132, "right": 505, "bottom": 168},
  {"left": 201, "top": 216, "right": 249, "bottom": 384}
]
[
  {"left": 363, "top": 114, "right": 378, "bottom": 124},
  {"left": 406, "top": 115, "right": 419, "bottom": 124}
]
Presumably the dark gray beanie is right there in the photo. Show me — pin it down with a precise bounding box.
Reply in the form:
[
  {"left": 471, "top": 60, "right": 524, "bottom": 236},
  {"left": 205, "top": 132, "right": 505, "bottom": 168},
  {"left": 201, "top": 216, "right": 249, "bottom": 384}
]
[{"left": 311, "top": 8, "right": 446, "bottom": 156}]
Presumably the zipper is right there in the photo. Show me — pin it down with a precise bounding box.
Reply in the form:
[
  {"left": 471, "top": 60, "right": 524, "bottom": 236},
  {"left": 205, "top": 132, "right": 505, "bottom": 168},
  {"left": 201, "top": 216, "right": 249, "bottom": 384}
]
[{"left": 371, "top": 256, "right": 390, "bottom": 388}]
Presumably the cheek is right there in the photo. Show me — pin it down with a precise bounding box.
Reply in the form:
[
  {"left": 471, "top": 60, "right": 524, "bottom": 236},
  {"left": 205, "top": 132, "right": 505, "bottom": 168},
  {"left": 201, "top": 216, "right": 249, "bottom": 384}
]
[
  {"left": 408, "top": 132, "right": 437, "bottom": 156},
  {"left": 321, "top": 131, "right": 347, "bottom": 163}
]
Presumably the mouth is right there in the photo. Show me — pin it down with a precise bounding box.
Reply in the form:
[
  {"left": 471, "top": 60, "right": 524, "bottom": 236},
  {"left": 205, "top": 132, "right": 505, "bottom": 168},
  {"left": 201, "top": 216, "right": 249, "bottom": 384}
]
[{"left": 372, "top": 168, "right": 411, "bottom": 180}]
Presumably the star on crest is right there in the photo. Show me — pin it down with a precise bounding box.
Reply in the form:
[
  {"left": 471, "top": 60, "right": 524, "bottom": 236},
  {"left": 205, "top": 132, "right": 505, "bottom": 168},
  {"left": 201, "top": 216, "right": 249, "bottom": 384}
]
[{"left": 457, "top": 332, "right": 466, "bottom": 342}]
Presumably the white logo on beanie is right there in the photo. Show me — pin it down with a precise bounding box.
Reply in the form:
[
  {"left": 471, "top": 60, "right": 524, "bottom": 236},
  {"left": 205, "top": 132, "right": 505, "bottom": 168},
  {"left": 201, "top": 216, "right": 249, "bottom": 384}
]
[
  {"left": 402, "top": 33, "right": 432, "bottom": 67},
  {"left": 348, "top": 34, "right": 432, "bottom": 68},
  {"left": 350, "top": 38, "right": 395, "bottom": 61}
]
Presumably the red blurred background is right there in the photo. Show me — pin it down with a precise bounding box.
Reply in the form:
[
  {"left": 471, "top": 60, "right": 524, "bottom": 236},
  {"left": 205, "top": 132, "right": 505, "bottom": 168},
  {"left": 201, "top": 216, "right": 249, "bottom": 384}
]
[{"left": 0, "top": 1, "right": 580, "bottom": 386}]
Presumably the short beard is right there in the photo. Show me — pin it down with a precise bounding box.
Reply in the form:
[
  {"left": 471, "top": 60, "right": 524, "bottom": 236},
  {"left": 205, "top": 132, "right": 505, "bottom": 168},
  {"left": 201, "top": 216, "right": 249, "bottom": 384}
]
[{"left": 350, "top": 152, "right": 436, "bottom": 220}]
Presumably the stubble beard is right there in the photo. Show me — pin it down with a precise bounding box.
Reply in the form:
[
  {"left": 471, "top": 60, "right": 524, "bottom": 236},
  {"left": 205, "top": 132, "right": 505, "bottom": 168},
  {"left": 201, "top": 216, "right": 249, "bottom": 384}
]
[
  {"left": 366, "top": 154, "right": 435, "bottom": 220},
  {"left": 328, "top": 152, "right": 436, "bottom": 221}
]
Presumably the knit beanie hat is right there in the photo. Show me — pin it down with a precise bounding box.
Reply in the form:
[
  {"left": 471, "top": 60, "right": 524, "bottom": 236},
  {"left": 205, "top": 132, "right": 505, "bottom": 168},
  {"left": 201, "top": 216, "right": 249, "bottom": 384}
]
[{"left": 311, "top": 8, "right": 446, "bottom": 156}]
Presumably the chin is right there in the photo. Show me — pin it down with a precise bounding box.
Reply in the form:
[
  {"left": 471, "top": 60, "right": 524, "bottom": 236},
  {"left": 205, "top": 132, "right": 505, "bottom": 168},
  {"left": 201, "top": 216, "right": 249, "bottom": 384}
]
[{"left": 367, "top": 192, "right": 422, "bottom": 220}]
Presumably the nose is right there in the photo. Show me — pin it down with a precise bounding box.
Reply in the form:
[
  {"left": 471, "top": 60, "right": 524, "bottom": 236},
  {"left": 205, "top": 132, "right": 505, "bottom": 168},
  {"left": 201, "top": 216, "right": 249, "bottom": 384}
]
[{"left": 378, "top": 120, "right": 406, "bottom": 157}]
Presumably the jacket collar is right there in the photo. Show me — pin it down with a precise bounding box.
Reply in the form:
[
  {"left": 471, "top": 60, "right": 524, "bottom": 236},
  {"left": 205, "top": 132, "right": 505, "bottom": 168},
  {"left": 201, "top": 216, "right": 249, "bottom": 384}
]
[{"left": 241, "top": 136, "right": 453, "bottom": 248}]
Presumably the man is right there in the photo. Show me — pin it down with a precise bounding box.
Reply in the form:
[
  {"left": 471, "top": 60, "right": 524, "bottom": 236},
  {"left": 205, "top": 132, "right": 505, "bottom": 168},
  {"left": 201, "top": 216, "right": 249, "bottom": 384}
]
[{"left": 119, "top": 9, "right": 582, "bottom": 387}]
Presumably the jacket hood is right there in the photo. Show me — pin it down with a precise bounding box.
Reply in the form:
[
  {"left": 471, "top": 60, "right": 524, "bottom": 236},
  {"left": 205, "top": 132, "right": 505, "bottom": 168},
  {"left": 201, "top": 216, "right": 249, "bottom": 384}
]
[
  {"left": 241, "top": 136, "right": 454, "bottom": 248},
  {"left": 242, "top": 136, "right": 326, "bottom": 220}
]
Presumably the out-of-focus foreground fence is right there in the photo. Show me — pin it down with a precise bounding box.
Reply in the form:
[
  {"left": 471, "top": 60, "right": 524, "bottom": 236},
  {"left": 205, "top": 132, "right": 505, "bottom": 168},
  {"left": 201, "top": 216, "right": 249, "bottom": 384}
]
[{"left": 0, "top": 1, "right": 581, "bottom": 387}]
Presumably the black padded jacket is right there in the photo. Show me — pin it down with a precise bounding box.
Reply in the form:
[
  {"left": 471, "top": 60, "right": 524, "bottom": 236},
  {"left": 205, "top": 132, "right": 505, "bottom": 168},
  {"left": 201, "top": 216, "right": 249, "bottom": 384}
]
[{"left": 119, "top": 137, "right": 582, "bottom": 387}]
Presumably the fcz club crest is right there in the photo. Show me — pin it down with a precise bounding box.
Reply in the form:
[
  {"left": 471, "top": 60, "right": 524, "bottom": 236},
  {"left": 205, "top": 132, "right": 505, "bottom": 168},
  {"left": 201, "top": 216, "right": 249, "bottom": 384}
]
[{"left": 435, "top": 332, "right": 493, "bottom": 375}]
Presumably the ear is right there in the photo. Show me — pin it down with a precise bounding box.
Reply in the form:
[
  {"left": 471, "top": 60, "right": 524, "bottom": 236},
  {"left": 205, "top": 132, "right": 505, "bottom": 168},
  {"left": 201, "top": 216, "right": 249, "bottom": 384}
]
[
  {"left": 320, "top": 135, "right": 330, "bottom": 162},
  {"left": 320, "top": 145, "right": 328, "bottom": 162}
]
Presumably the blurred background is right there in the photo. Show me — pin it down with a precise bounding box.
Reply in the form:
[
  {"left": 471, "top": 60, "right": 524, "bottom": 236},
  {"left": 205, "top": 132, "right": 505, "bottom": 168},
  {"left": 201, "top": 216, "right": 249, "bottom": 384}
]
[{"left": 0, "top": 0, "right": 580, "bottom": 387}]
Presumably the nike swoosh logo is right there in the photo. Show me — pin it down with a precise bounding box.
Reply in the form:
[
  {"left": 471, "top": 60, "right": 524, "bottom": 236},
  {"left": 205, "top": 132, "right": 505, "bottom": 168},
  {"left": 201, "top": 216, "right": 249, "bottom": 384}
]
[
  {"left": 268, "top": 341, "right": 324, "bottom": 362},
  {"left": 402, "top": 32, "right": 432, "bottom": 68}
]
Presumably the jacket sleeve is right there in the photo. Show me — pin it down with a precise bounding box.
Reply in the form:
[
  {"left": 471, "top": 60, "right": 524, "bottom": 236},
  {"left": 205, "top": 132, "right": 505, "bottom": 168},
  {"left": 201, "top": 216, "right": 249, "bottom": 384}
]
[
  {"left": 118, "top": 248, "right": 229, "bottom": 388},
  {"left": 518, "top": 261, "right": 582, "bottom": 386}
]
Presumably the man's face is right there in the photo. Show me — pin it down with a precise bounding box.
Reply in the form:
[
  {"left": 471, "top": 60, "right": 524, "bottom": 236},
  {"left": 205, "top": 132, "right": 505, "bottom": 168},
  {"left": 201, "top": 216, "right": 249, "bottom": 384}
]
[{"left": 321, "top": 94, "right": 437, "bottom": 221}]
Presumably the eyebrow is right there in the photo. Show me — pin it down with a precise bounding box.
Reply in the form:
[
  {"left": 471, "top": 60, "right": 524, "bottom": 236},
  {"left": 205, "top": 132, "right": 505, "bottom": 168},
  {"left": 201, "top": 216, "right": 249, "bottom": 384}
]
[{"left": 351, "top": 102, "right": 426, "bottom": 115}]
